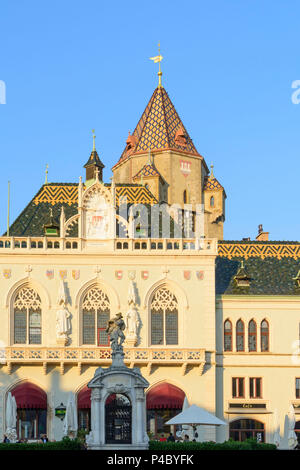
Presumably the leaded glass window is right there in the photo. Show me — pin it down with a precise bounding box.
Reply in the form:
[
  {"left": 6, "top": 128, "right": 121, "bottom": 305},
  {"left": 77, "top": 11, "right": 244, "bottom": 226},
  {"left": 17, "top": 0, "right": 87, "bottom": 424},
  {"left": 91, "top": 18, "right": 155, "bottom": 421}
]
[
  {"left": 13, "top": 287, "right": 41, "bottom": 344},
  {"left": 261, "top": 320, "right": 269, "bottom": 352},
  {"left": 82, "top": 287, "right": 110, "bottom": 345},
  {"left": 236, "top": 319, "right": 245, "bottom": 352},
  {"left": 224, "top": 320, "right": 232, "bottom": 351},
  {"left": 151, "top": 288, "right": 178, "bottom": 345},
  {"left": 248, "top": 320, "right": 257, "bottom": 352}
]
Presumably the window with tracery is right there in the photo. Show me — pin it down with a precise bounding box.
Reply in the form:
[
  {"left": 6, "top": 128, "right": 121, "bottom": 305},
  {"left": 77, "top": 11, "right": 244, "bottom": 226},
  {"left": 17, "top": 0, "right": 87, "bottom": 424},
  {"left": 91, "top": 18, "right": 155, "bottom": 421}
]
[
  {"left": 13, "top": 287, "right": 42, "bottom": 344},
  {"left": 82, "top": 287, "right": 110, "bottom": 345},
  {"left": 150, "top": 287, "right": 178, "bottom": 345}
]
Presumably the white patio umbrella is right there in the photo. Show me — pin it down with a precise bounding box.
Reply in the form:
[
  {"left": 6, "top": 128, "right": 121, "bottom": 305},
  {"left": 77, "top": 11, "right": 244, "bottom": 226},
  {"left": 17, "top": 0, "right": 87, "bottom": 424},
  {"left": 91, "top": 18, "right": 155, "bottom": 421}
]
[
  {"left": 180, "top": 397, "right": 193, "bottom": 440},
  {"left": 273, "top": 408, "right": 281, "bottom": 448},
  {"left": 63, "top": 393, "right": 78, "bottom": 437},
  {"left": 288, "top": 404, "right": 298, "bottom": 450},
  {"left": 6, "top": 392, "right": 17, "bottom": 430},
  {"left": 166, "top": 404, "right": 227, "bottom": 440}
]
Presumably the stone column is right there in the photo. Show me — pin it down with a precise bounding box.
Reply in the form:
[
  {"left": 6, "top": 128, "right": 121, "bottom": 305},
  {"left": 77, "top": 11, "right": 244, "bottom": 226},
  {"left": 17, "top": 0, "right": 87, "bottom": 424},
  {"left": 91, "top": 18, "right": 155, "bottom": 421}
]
[
  {"left": 91, "top": 388, "right": 102, "bottom": 446},
  {"left": 135, "top": 389, "right": 145, "bottom": 444}
]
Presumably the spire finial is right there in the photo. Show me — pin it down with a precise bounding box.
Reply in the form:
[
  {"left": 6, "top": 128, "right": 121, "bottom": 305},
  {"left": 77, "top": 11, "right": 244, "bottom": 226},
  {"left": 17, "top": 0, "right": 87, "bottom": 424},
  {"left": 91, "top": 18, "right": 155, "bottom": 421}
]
[
  {"left": 92, "top": 129, "right": 96, "bottom": 151},
  {"left": 150, "top": 42, "right": 163, "bottom": 88},
  {"left": 210, "top": 163, "right": 214, "bottom": 178},
  {"left": 45, "top": 164, "right": 49, "bottom": 184}
]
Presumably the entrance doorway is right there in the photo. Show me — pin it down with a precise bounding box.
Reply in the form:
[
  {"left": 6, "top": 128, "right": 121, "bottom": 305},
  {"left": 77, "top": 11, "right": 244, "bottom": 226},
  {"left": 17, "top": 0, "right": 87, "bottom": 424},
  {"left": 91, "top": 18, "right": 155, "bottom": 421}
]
[{"left": 105, "top": 393, "right": 132, "bottom": 444}]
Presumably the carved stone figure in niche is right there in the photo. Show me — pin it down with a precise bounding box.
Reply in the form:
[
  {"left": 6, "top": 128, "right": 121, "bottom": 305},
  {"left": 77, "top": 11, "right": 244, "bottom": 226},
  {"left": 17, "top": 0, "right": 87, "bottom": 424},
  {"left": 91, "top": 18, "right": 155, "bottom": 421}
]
[
  {"left": 56, "top": 281, "right": 71, "bottom": 346},
  {"left": 124, "top": 280, "right": 139, "bottom": 346}
]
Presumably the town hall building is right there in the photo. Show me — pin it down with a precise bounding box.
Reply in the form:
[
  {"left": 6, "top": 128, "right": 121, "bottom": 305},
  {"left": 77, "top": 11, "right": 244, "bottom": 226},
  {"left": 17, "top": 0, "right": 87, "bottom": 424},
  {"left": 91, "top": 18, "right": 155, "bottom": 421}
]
[{"left": 0, "top": 66, "right": 299, "bottom": 449}]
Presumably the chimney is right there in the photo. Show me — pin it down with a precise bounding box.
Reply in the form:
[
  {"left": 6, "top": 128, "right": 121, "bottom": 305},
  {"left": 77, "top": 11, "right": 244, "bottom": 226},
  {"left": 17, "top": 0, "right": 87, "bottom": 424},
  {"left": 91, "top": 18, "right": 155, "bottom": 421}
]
[{"left": 256, "top": 224, "right": 269, "bottom": 241}]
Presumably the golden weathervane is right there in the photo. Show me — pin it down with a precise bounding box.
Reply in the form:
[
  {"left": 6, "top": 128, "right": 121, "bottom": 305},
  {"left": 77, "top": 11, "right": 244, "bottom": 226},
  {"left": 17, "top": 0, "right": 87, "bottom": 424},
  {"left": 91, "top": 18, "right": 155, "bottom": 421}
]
[{"left": 150, "top": 42, "right": 163, "bottom": 88}]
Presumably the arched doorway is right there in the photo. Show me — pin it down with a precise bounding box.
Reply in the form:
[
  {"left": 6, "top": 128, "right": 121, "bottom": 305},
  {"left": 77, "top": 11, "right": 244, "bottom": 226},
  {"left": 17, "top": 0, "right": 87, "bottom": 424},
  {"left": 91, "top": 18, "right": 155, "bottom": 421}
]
[
  {"left": 11, "top": 382, "right": 47, "bottom": 440},
  {"left": 146, "top": 383, "right": 185, "bottom": 437},
  {"left": 77, "top": 386, "right": 91, "bottom": 431},
  {"left": 105, "top": 393, "right": 132, "bottom": 444},
  {"left": 229, "top": 419, "right": 265, "bottom": 442}
]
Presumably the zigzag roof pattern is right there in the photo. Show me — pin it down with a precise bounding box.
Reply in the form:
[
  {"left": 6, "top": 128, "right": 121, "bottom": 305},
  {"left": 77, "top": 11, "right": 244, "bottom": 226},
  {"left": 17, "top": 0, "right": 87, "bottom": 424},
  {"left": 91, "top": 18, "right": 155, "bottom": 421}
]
[
  {"left": 7, "top": 183, "right": 157, "bottom": 236},
  {"left": 116, "top": 87, "right": 200, "bottom": 165}
]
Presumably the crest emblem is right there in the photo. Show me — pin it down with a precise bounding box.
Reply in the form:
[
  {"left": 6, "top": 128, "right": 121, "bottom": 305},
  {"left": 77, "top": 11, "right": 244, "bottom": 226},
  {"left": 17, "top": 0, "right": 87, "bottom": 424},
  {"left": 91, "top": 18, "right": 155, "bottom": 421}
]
[
  {"left": 180, "top": 160, "right": 191, "bottom": 178},
  {"left": 59, "top": 270, "right": 67, "bottom": 280},
  {"left": 3, "top": 269, "right": 11, "bottom": 279},
  {"left": 196, "top": 270, "right": 204, "bottom": 280},
  {"left": 128, "top": 270, "right": 136, "bottom": 280},
  {"left": 115, "top": 270, "right": 123, "bottom": 280},
  {"left": 141, "top": 271, "right": 149, "bottom": 280},
  {"left": 183, "top": 270, "right": 191, "bottom": 280},
  {"left": 46, "top": 269, "right": 54, "bottom": 280},
  {"left": 72, "top": 270, "right": 80, "bottom": 280}
]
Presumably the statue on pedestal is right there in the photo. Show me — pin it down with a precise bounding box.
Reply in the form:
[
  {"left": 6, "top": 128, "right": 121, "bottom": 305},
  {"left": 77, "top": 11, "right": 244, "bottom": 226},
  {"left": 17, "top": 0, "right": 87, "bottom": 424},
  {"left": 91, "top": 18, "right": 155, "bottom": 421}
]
[{"left": 106, "top": 312, "right": 126, "bottom": 353}]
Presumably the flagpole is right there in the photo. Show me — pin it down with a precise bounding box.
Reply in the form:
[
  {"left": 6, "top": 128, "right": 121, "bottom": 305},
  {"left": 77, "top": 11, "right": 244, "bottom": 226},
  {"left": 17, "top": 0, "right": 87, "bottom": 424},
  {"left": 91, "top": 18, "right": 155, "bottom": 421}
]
[{"left": 7, "top": 181, "right": 10, "bottom": 237}]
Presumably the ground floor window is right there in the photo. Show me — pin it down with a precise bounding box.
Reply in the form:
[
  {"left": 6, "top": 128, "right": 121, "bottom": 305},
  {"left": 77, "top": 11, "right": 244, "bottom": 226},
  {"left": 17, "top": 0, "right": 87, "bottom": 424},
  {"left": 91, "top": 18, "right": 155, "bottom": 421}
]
[
  {"left": 17, "top": 409, "right": 46, "bottom": 440},
  {"left": 78, "top": 409, "right": 91, "bottom": 431},
  {"left": 147, "top": 409, "right": 180, "bottom": 437},
  {"left": 295, "top": 421, "right": 300, "bottom": 443},
  {"left": 229, "top": 419, "right": 265, "bottom": 442}
]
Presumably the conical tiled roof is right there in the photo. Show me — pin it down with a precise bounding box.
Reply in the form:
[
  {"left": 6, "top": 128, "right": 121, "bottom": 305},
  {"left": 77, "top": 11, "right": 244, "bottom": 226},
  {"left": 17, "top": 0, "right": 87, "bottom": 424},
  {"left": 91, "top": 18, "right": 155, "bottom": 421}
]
[{"left": 116, "top": 87, "right": 200, "bottom": 165}]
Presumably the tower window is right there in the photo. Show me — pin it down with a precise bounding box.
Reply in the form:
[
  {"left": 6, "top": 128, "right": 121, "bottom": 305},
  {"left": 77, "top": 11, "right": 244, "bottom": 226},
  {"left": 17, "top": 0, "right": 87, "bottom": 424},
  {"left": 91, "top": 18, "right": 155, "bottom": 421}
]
[
  {"left": 210, "top": 196, "right": 214, "bottom": 207},
  {"left": 183, "top": 190, "right": 187, "bottom": 204}
]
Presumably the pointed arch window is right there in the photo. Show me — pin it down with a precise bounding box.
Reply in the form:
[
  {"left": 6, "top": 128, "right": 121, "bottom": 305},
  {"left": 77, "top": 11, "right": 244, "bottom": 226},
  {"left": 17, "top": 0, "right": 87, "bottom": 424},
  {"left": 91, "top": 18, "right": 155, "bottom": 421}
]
[
  {"left": 248, "top": 320, "right": 257, "bottom": 352},
  {"left": 150, "top": 287, "right": 178, "bottom": 345},
  {"left": 224, "top": 320, "right": 232, "bottom": 351},
  {"left": 236, "top": 320, "right": 245, "bottom": 352},
  {"left": 261, "top": 320, "right": 269, "bottom": 352},
  {"left": 13, "top": 287, "right": 41, "bottom": 344},
  {"left": 210, "top": 196, "right": 214, "bottom": 207},
  {"left": 82, "top": 287, "right": 110, "bottom": 345},
  {"left": 183, "top": 190, "right": 187, "bottom": 204}
]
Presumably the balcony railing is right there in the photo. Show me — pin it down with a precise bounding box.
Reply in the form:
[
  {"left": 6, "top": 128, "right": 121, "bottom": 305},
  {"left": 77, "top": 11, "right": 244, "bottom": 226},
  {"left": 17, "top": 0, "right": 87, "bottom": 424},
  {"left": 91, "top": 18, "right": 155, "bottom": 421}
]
[
  {"left": 1, "top": 346, "right": 206, "bottom": 376},
  {"left": 0, "top": 237, "right": 217, "bottom": 254}
]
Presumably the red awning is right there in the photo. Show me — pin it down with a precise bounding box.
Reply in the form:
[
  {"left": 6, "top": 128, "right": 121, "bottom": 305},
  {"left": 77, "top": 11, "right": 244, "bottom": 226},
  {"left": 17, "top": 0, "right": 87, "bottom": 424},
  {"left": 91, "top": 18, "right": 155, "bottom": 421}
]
[
  {"left": 77, "top": 386, "right": 91, "bottom": 409},
  {"left": 146, "top": 383, "right": 185, "bottom": 410},
  {"left": 11, "top": 383, "right": 47, "bottom": 409}
]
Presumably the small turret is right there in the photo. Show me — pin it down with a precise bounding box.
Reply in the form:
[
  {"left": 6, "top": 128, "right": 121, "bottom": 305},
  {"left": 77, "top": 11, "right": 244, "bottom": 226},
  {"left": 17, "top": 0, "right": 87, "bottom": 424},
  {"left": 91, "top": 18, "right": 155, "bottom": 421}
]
[{"left": 84, "top": 130, "right": 105, "bottom": 186}]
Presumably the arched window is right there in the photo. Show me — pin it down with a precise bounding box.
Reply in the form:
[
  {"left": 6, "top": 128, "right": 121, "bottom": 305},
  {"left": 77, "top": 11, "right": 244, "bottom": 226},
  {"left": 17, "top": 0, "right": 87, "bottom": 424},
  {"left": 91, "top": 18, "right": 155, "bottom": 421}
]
[
  {"left": 210, "top": 196, "right": 214, "bottom": 207},
  {"left": 183, "top": 190, "right": 187, "bottom": 204},
  {"left": 248, "top": 320, "right": 257, "bottom": 352},
  {"left": 146, "top": 383, "right": 185, "bottom": 436},
  {"left": 261, "top": 320, "right": 269, "bottom": 352},
  {"left": 150, "top": 287, "right": 178, "bottom": 345},
  {"left": 11, "top": 382, "right": 47, "bottom": 440},
  {"left": 229, "top": 419, "right": 265, "bottom": 442},
  {"left": 236, "top": 319, "right": 245, "bottom": 352},
  {"left": 13, "top": 287, "right": 42, "bottom": 344},
  {"left": 82, "top": 287, "right": 110, "bottom": 345},
  {"left": 224, "top": 320, "right": 232, "bottom": 351}
]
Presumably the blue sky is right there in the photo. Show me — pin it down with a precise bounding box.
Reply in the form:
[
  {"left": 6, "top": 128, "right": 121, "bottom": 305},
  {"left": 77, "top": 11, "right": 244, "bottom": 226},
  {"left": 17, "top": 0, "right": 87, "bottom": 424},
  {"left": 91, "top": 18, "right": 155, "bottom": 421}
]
[{"left": 1, "top": 0, "right": 300, "bottom": 240}]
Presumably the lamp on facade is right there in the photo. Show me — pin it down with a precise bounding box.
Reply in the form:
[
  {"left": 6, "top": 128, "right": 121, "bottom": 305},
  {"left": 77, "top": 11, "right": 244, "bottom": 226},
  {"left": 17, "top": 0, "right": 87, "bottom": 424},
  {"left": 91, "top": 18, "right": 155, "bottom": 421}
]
[{"left": 55, "top": 403, "right": 66, "bottom": 420}]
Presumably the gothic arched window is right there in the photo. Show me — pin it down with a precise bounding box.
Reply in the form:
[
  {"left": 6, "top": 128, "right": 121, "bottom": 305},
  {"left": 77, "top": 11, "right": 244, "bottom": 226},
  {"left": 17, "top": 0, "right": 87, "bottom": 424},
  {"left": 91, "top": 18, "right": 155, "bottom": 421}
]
[
  {"left": 82, "top": 287, "right": 110, "bottom": 345},
  {"left": 248, "top": 320, "right": 257, "bottom": 352},
  {"left": 236, "top": 319, "right": 245, "bottom": 352},
  {"left": 150, "top": 287, "right": 178, "bottom": 345},
  {"left": 261, "top": 320, "right": 269, "bottom": 352},
  {"left": 224, "top": 319, "right": 232, "bottom": 351},
  {"left": 13, "top": 287, "right": 42, "bottom": 344},
  {"left": 210, "top": 196, "right": 214, "bottom": 207},
  {"left": 183, "top": 190, "right": 187, "bottom": 204}
]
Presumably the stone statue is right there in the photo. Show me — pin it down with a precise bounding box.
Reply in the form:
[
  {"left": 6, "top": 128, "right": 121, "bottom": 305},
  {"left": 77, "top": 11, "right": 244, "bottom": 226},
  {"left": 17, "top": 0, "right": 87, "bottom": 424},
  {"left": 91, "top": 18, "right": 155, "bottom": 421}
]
[
  {"left": 125, "top": 302, "right": 139, "bottom": 337},
  {"left": 56, "top": 281, "right": 71, "bottom": 345},
  {"left": 106, "top": 313, "right": 126, "bottom": 352},
  {"left": 124, "top": 280, "right": 139, "bottom": 346}
]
